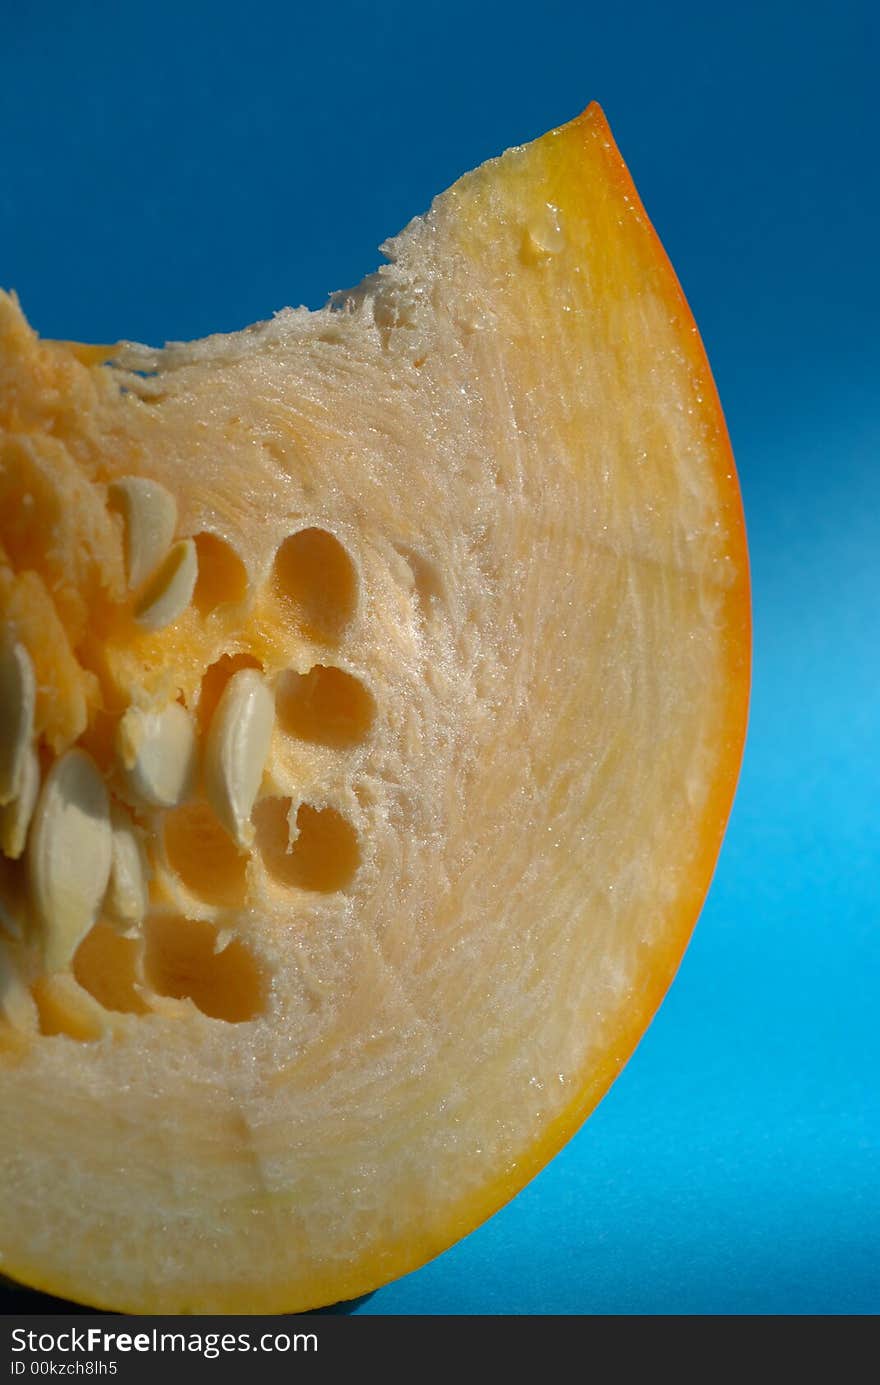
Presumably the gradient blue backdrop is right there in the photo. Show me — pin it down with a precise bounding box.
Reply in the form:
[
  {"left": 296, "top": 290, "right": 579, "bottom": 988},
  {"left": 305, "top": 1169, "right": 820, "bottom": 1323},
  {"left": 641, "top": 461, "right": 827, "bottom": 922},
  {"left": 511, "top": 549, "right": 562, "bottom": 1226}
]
[{"left": 1, "top": 0, "right": 876, "bottom": 1316}]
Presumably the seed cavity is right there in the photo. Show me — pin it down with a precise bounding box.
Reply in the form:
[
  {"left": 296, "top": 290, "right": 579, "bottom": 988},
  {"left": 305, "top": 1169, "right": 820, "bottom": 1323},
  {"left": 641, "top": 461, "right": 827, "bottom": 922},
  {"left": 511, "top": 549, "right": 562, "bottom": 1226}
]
[
  {"left": 271, "top": 528, "right": 357, "bottom": 643},
  {"left": 204, "top": 668, "right": 274, "bottom": 847},
  {"left": 107, "top": 476, "right": 178, "bottom": 591},
  {"left": 104, "top": 806, "right": 150, "bottom": 932},
  {"left": 116, "top": 701, "right": 197, "bottom": 809},
  {"left": 0, "top": 858, "right": 28, "bottom": 941},
  {"left": 144, "top": 915, "right": 266, "bottom": 1022},
  {"left": 276, "top": 665, "right": 375, "bottom": 749},
  {"left": 254, "top": 798, "right": 360, "bottom": 894},
  {"left": 0, "top": 743, "right": 40, "bottom": 860},
  {"left": 31, "top": 973, "right": 106, "bottom": 1041},
  {"left": 134, "top": 538, "right": 198, "bottom": 631},
  {"left": 163, "top": 801, "right": 248, "bottom": 908},
  {"left": 0, "top": 639, "right": 36, "bottom": 806},
  {"left": 26, "top": 749, "right": 113, "bottom": 973},
  {"left": 192, "top": 533, "right": 248, "bottom": 615},
  {"left": 73, "top": 922, "right": 149, "bottom": 1014}
]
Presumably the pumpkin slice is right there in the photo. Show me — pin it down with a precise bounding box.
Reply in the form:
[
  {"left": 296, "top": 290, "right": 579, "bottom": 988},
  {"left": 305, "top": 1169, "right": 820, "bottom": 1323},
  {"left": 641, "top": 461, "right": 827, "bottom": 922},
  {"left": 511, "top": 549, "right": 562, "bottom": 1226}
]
[{"left": 0, "top": 103, "right": 749, "bottom": 1314}]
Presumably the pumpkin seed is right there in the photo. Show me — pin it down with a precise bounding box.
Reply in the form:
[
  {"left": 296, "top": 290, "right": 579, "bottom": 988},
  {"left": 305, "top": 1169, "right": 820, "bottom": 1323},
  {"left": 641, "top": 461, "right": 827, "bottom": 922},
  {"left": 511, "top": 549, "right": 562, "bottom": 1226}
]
[
  {"left": 105, "top": 805, "right": 150, "bottom": 931},
  {"left": 134, "top": 538, "right": 198, "bottom": 630},
  {"left": 27, "top": 749, "right": 112, "bottom": 973},
  {"left": 108, "top": 476, "right": 178, "bottom": 591},
  {"left": 204, "top": 669, "right": 274, "bottom": 846},
  {"left": 116, "top": 700, "right": 197, "bottom": 808},
  {"left": 0, "top": 639, "right": 36, "bottom": 806},
  {"left": 0, "top": 743, "right": 40, "bottom": 860}
]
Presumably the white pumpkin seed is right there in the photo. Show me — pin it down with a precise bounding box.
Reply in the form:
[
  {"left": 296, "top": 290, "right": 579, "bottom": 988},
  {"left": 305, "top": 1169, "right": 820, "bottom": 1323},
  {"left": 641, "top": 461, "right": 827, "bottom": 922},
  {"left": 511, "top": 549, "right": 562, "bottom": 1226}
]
[
  {"left": 0, "top": 939, "right": 38, "bottom": 1032},
  {"left": 0, "top": 743, "right": 40, "bottom": 860},
  {"left": 134, "top": 538, "right": 198, "bottom": 630},
  {"left": 107, "top": 476, "right": 178, "bottom": 591},
  {"left": 27, "top": 749, "right": 112, "bottom": 973},
  {"left": 116, "top": 700, "right": 197, "bottom": 808},
  {"left": 204, "top": 669, "right": 274, "bottom": 846},
  {"left": 104, "top": 804, "right": 150, "bottom": 931},
  {"left": 0, "top": 639, "right": 36, "bottom": 806}
]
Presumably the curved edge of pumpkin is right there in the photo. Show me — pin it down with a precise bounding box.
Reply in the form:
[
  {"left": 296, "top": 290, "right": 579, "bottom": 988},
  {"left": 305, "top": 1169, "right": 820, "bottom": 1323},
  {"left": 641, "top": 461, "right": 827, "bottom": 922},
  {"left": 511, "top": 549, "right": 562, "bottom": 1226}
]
[
  {"left": 0, "top": 106, "right": 751, "bottom": 1317},
  {"left": 271, "top": 106, "right": 753, "bottom": 1317},
  {"left": 290, "top": 606, "right": 751, "bottom": 1318},
  {"left": 0, "top": 532, "right": 751, "bottom": 1315},
  {"left": 581, "top": 101, "right": 751, "bottom": 577}
]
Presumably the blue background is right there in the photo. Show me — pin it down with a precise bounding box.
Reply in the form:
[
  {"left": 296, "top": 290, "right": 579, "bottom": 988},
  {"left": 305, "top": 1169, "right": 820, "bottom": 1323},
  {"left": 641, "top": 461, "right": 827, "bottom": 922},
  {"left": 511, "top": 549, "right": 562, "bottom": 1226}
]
[{"left": 1, "top": 0, "right": 877, "bottom": 1316}]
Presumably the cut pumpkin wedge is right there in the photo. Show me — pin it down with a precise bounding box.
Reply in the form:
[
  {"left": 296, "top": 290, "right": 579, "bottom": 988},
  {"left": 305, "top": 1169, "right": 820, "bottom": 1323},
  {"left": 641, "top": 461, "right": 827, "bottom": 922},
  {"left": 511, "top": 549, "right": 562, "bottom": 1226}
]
[{"left": 0, "top": 103, "right": 749, "bottom": 1314}]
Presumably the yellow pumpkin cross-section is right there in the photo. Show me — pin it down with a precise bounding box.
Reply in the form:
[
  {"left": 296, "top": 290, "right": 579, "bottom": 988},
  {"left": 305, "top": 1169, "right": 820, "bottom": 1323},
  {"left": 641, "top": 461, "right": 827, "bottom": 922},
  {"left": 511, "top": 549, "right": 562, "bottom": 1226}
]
[{"left": 0, "top": 103, "right": 749, "bottom": 1313}]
